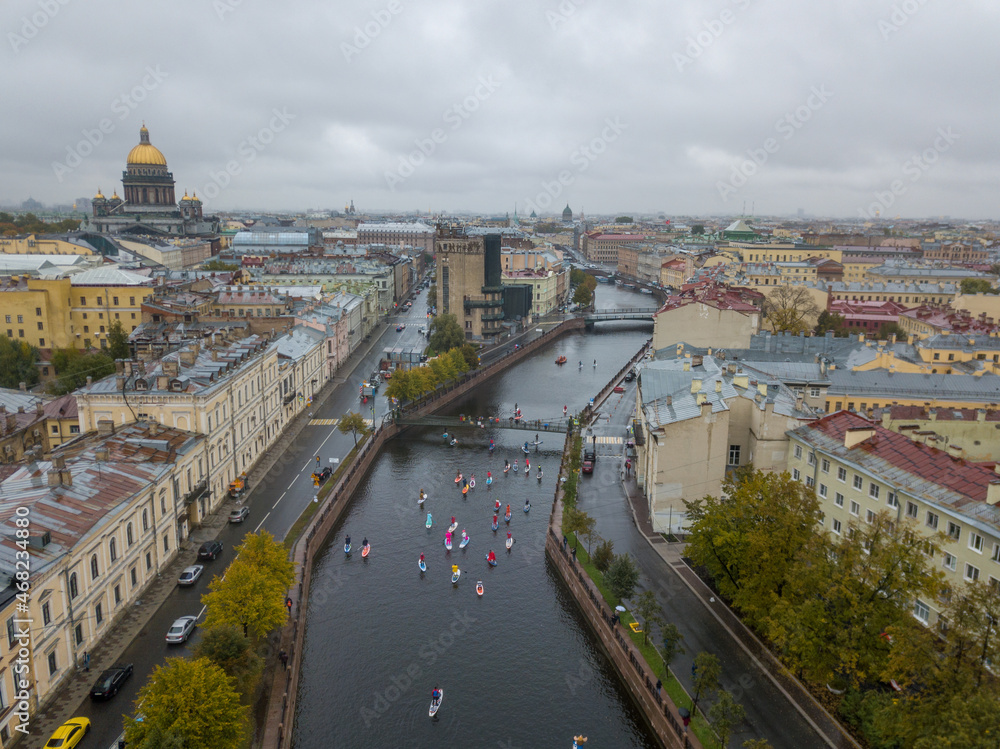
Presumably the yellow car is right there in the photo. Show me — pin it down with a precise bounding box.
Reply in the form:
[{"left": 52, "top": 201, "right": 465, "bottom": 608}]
[{"left": 45, "top": 717, "right": 90, "bottom": 748}]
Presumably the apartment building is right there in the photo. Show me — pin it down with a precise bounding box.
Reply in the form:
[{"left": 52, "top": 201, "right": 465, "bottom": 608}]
[
  {"left": 651, "top": 283, "right": 763, "bottom": 350},
  {"left": 582, "top": 232, "right": 645, "bottom": 265},
  {"left": 786, "top": 411, "right": 1000, "bottom": 626},
  {"left": 435, "top": 230, "right": 504, "bottom": 342}
]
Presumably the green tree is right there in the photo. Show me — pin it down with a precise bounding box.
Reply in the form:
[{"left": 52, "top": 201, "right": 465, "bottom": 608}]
[
  {"left": 615, "top": 216, "right": 633, "bottom": 223},
  {"left": 107, "top": 319, "right": 130, "bottom": 360},
  {"left": 0, "top": 338, "right": 39, "bottom": 390},
  {"left": 813, "top": 310, "right": 846, "bottom": 337},
  {"left": 429, "top": 355, "right": 457, "bottom": 384},
  {"left": 337, "top": 411, "right": 369, "bottom": 447},
  {"left": 761, "top": 285, "right": 821, "bottom": 333},
  {"left": 192, "top": 625, "right": 264, "bottom": 701},
  {"left": 661, "top": 623, "right": 685, "bottom": 668},
  {"left": 691, "top": 225, "right": 705, "bottom": 236},
  {"left": 409, "top": 366, "right": 436, "bottom": 397},
  {"left": 200, "top": 259, "right": 240, "bottom": 271},
  {"left": 875, "top": 322, "right": 907, "bottom": 340},
  {"left": 709, "top": 690, "right": 745, "bottom": 748},
  {"left": 684, "top": 468, "right": 822, "bottom": 630},
  {"left": 570, "top": 268, "right": 588, "bottom": 287},
  {"left": 563, "top": 507, "right": 595, "bottom": 551},
  {"left": 48, "top": 348, "right": 115, "bottom": 395},
  {"left": 988, "top": 263, "right": 1000, "bottom": 278},
  {"left": 235, "top": 531, "right": 295, "bottom": 591},
  {"left": 445, "top": 347, "right": 469, "bottom": 375},
  {"left": 572, "top": 283, "right": 594, "bottom": 306},
  {"left": 605, "top": 553, "right": 640, "bottom": 602},
  {"left": 202, "top": 559, "right": 288, "bottom": 641},
  {"left": 592, "top": 539, "right": 615, "bottom": 573},
  {"left": 633, "top": 590, "right": 663, "bottom": 646},
  {"left": 960, "top": 278, "right": 996, "bottom": 295},
  {"left": 691, "top": 651, "right": 721, "bottom": 716},
  {"left": 458, "top": 343, "right": 480, "bottom": 370},
  {"left": 383, "top": 370, "right": 412, "bottom": 403},
  {"left": 124, "top": 657, "right": 247, "bottom": 749},
  {"left": 428, "top": 313, "right": 464, "bottom": 353}
]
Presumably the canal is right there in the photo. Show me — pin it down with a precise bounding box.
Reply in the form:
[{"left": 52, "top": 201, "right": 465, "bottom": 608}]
[{"left": 293, "top": 285, "right": 660, "bottom": 748}]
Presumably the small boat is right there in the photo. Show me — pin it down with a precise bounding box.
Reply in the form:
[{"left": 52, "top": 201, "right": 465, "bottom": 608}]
[
  {"left": 476, "top": 581, "right": 484, "bottom": 597},
  {"left": 361, "top": 543, "right": 371, "bottom": 558},
  {"left": 556, "top": 356, "right": 567, "bottom": 365},
  {"left": 429, "top": 689, "right": 444, "bottom": 717},
  {"left": 445, "top": 533, "right": 453, "bottom": 551},
  {"left": 506, "top": 536, "right": 514, "bottom": 550},
  {"left": 448, "top": 520, "right": 458, "bottom": 533},
  {"left": 451, "top": 567, "right": 461, "bottom": 584},
  {"left": 640, "top": 288, "right": 653, "bottom": 294},
  {"left": 524, "top": 501, "right": 530, "bottom": 513},
  {"left": 426, "top": 513, "right": 433, "bottom": 529},
  {"left": 419, "top": 557, "right": 427, "bottom": 573},
  {"left": 459, "top": 533, "right": 470, "bottom": 549},
  {"left": 344, "top": 542, "right": 351, "bottom": 555},
  {"left": 491, "top": 515, "right": 499, "bottom": 532}
]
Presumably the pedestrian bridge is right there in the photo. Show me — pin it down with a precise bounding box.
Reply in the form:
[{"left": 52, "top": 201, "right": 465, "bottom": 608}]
[
  {"left": 584, "top": 307, "right": 656, "bottom": 326},
  {"left": 393, "top": 414, "right": 573, "bottom": 434}
]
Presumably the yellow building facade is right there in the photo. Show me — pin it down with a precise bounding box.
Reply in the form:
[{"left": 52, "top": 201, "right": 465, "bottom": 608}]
[{"left": 0, "top": 235, "right": 95, "bottom": 256}]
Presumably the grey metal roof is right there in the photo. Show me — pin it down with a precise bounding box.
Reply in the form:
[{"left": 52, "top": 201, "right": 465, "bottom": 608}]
[
  {"left": 827, "top": 369, "right": 1000, "bottom": 402},
  {"left": 276, "top": 326, "right": 325, "bottom": 360}
]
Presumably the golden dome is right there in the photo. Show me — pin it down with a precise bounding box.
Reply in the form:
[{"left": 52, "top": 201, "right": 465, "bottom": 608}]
[
  {"left": 126, "top": 125, "right": 167, "bottom": 166},
  {"left": 94, "top": 188, "right": 105, "bottom": 200},
  {"left": 111, "top": 191, "right": 120, "bottom": 200},
  {"left": 191, "top": 191, "right": 201, "bottom": 203}
]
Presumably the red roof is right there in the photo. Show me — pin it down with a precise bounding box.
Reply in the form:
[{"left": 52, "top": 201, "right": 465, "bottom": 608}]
[{"left": 799, "top": 411, "right": 998, "bottom": 503}]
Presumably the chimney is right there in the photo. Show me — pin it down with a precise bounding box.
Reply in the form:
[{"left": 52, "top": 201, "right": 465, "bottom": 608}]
[
  {"left": 148, "top": 421, "right": 159, "bottom": 436},
  {"left": 95, "top": 447, "right": 110, "bottom": 461},
  {"left": 86, "top": 376, "right": 92, "bottom": 386},
  {"left": 795, "top": 392, "right": 805, "bottom": 410},
  {"left": 691, "top": 354, "right": 703, "bottom": 367},
  {"left": 977, "top": 409, "right": 987, "bottom": 422},
  {"left": 683, "top": 360, "right": 690, "bottom": 372},
  {"left": 178, "top": 348, "right": 198, "bottom": 366},
  {"left": 19, "top": 381, "right": 26, "bottom": 391},
  {"left": 757, "top": 381, "right": 768, "bottom": 397},
  {"left": 946, "top": 443, "right": 963, "bottom": 459},
  {"left": 5, "top": 413, "right": 15, "bottom": 432},
  {"left": 881, "top": 409, "right": 892, "bottom": 427},
  {"left": 116, "top": 376, "right": 125, "bottom": 389},
  {"left": 97, "top": 419, "right": 115, "bottom": 437},
  {"left": 700, "top": 398, "right": 712, "bottom": 417},
  {"left": 35, "top": 402, "right": 44, "bottom": 416},
  {"left": 734, "top": 373, "right": 749, "bottom": 389},
  {"left": 844, "top": 427, "right": 876, "bottom": 448},
  {"left": 928, "top": 408, "right": 937, "bottom": 421},
  {"left": 989, "top": 481, "right": 1000, "bottom": 506},
  {"left": 691, "top": 379, "right": 702, "bottom": 393},
  {"left": 666, "top": 395, "right": 672, "bottom": 407},
  {"left": 715, "top": 380, "right": 722, "bottom": 393},
  {"left": 163, "top": 359, "right": 179, "bottom": 377}
]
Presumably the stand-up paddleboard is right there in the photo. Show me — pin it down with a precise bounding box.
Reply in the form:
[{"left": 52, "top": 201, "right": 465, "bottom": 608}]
[
  {"left": 361, "top": 543, "right": 370, "bottom": 558},
  {"left": 418, "top": 558, "right": 427, "bottom": 572},
  {"left": 491, "top": 515, "right": 499, "bottom": 532},
  {"left": 429, "top": 689, "right": 444, "bottom": 717},
  {"left": 524, "top": 501, "right": 531, "bottom": 513},
  {"left": 506, "top": 536, "right": 514, "bottom": 550},
  {"left": 476, "top": 581, "right": 484, "bottom": 597},
  {"left": 451, "top": 568, "right": 461, "bottom": 584},
  {"left": 426, "top": 513, "right": 433, "bottom": 529},
  {"left": 344, "top": 542, "right": 351, "bottom": 555},
  {"left": 459, "top": 533, "right": 470, "bottom": 549}
]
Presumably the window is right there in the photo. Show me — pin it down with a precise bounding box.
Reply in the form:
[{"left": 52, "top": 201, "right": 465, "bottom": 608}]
[
  {"left": 866, "top": 509, "right": 877, "bottom": 524},
  {"left": 97, "top": 296, "right": 102, "bottom": 305},
  {"left": 35, "top": 307, "right": 42, "bottom": 317},
  {"left": 853, "top": 475, "right": 863, "bottom": 490},
  {"left": 38, "top": 337, "right": 44, "bottom": 347},
  {"left": 886, "top": 492, "right": 898, "bottom": 508},
  {"left": 792, "top": 468, "right": 801, "bottom": 481},
  {"left": 728, "top": 445, "right": 740, "bottom": 465},
  {"left": 947, "top": 522, "right": 961, "bottom": 542},
  {"left": 819, "top": 483, "right": 828, "bottom": 498},
  {"left": 80, "top": 296, "right": 86, "bottom": 304},
  {"left": 794, "top": 445, "right": 802, "bottom": 459},
  {"left": 95, "top": 602, "right": 103, "bottom": 624},
  {"left": 807, "top": 452, "right": 816, "bottom": 466},
  {"left": 109, "top": 538, "right": 117, "bottom": 562},
  {"left": 17, "top": 330, "right": 23, "bottom": 338},
  {"left": 127, "top": 523, "right": 134, "bottom": 546},
  {"left": 163, "top": 534, "right": 169, "bottom": 552},
  {"left": 42, "top": 601, "right": 51, "bottom": 626},
  {"left": 47, "top": 651, "right": 57, "bottom": 676},
  {"left": 914, "top": 599, "right": 930, "bottom": 624},
  {"left": 926, "top": 511, "right": 939, "bottom": 530},
  {"left": 869, "top": 483, "right": 880, "bottom": 499},
  {"left": 906, "top": 501, "right": 918, "bottom": 519},
  {"left": 850, "top": 501, "right": 860, "bottom": 516},
  {"left": 835, "top": 492, "right": 844, "bottom": 507},
  {"left": 837, "top": 467, "right": 847, "bottom": 482},
  {"left": 810, "top": 386, "right": 821, "bottom": 397},
  {"left": 4, "top": 617, "right": 14, "bottom": 649},
  {"left": 145, "top": 551, "right": 152, "bottom": 571},
  {"left": 992, "top": 544, "right": 1000, "bottom": 563},
  {"left": 37, "top": 322, "right": 43, "bottom": 330},
  {"left": 805, "top": 476, "right": 815, "bottom": 488},
  {"left": 821, "top": 458, "right": 830, "bottom": 473},
  {"left": 969, "top": 532, "right": 984, "bottom": 553},
  {"left": 130, "top": 296, "right": 135, "bottom": 305},
  {"left": 943, "top": 553, "right": 957, "bottom": 571},
  {"left": 3, "top": 316, "right": 8, "bottom": 324},
  {"left": 142, "top": 509, "right": 149, "bottom": 531},
  {"left": 114, "top": 585, "right": 122, "bottom": 605},
  {"left": 965, "top": 563, "right": 980, "bottom": 582},
  {"left": 16, "top": 315, "right": 22, "bottom": 323},
  {"left": 69, "top": 572, "right": 78, "bottom": 599},
  {"left": 113, "top": 296, "right": 119, "bottom": 305},
  {"left": 832, "top": 519, "right": 842, "bottom": 535},
  {"left": 90, "top": 555, "right": 99, "bottom": 580},
  {"left": 74, "top": 624, "right": 83, "bottom": 646},
  {"left": 130, "top": 567, "right": 138, "bottom": 587},
  {"left": 70, "top": 425, "right": 79, "bottom": 434}
]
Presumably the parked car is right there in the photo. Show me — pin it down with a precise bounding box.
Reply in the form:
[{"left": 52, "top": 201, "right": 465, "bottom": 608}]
[
  {"left": 228, "top": 506, "right": 250, "bottom": 524},
  {"left": 613, "top": 385, "right": 625, "bottom": 394},
  {"left": 198, "top": 541, "right": 224, "bottom": 561},
  {"left": 178, "top": 565, "right": 204, "bottom": 586},
  {"left": 582, "top": 447, "right": 597, "bottom": 475},
  {"left": 90, "top": 664, "right": 133, "bottom": 700},
  {"left": 624, "top": 370, "right": 636, "bottom": 383},
  {"left": 166, "top": 615, "right": 198, "bottom": 644},
  {"left": 44, "top": 717, "right": 90, "bottom": 748}
]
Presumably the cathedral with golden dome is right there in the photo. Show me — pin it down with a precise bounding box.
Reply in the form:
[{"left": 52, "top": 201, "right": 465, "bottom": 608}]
[{"left": 86, "top": 125, "right": 220, "bottom": 237}]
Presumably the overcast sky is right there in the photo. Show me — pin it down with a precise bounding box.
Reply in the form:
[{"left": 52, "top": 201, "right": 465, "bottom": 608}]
[{"left": 3, "top": 0, "right": 998, "bottom": 219}]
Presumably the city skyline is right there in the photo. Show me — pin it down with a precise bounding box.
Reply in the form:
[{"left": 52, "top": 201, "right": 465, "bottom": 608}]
[{"left": 3, "top": 0, "right": 998, "bottom": 218}]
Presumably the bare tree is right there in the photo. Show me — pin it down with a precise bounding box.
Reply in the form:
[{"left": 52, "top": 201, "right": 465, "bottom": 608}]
[{"left": 762, "top": 285, "right": 821, "bottom": 333}]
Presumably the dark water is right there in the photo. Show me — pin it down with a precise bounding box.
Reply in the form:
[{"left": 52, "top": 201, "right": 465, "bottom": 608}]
[{"left": 293, "top": 287, "right": 657, "bottom": 748}]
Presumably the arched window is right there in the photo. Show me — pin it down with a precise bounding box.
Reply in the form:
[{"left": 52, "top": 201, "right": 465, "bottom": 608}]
[
  {"left": 142, "top": 509, "right": 149, "bottom": 532},
  {"left": 127, "top": 523, "right": 134, "bottom": 546},
  {"left": 109, "top": 538, "right": 117, "bottom": 563},
  {"left": 90, "top": 554, "right": 99, "bottom": 580},
  {"left": 69, "top": 572, "right": 78, "bottom": 599}
]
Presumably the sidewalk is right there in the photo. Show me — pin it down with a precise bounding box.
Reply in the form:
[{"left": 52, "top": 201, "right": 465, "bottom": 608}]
[{"left": 618, "top": 474, "right": 860, "bottom": 749}]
